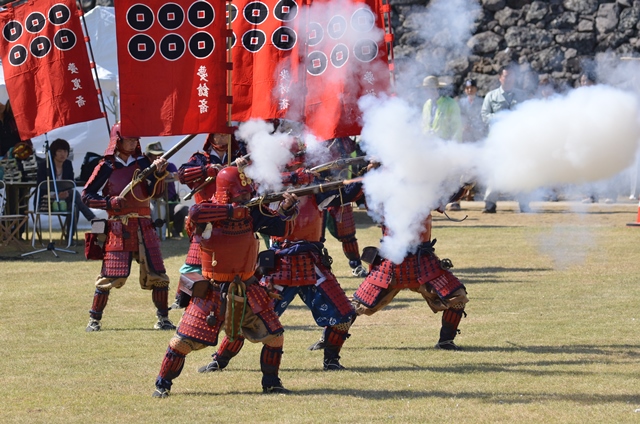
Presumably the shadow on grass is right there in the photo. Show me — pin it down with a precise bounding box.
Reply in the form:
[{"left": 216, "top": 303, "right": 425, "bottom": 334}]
[
  {"left": 454, "top": 266, "right": 554, "bottom": 285},
  {"left": 279, "top": 325, "right": 321, "bottom": 332},
  {"left": 456, "top": 266, "right": 552, "bottom": 273},
  {"left": 180, "top": 388, "right": 640, "bottom": 404},
  {"left": 358, "top": 343, "right": 640, "bottom": 356},
  {"left": 97, "top": 328, "right": 172, "bottom": 332},
  {"left": 329, "top": 360, "right": 631, "bottom": 376}
]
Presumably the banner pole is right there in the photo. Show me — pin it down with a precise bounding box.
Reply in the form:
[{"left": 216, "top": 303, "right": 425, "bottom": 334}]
[
  {"left": 380, "top": 0, "right": 396, "bottom": 91},
  {"left": 299, "top": 0, "right": 312, "bottom": 130},
  {"left": 76, "top": 0, "right": 111, "bottom": 136},
  {"left": 226, "top": 0, "right": 234, "bottom": 165}
]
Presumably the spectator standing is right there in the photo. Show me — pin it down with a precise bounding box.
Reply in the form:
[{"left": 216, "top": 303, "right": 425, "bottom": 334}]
[
  {"left": 480, "top": 66, "right": 530, "bottom": 213},
  {"left": 422, "top": 76, "right": 462, "bottom": 141},
  {"left": 577, "top": 72, "right": 617, "bottom": 204},
  {"left": 458, "top": 79, "right": 486, "bottom": 143},
  {"left": 456, "top": 79, "right": 485, "bottom": 202},
  {"left": 422, "top": 75, "right": 463, "bottom": 210}
]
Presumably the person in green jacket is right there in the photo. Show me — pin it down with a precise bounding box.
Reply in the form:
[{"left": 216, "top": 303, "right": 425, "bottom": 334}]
[
  {"left": 422, "top": 75, "right": 464, "bottom": 210},
  {"left": 421, "top": 75, "right": 462, "bottom": 142}
]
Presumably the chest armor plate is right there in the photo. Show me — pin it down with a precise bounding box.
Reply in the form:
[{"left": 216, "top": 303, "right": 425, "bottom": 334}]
[
  {"left": 105, "top": 162, "right": 150, "bottom": 215},
  {"left": 200, "top": 219, "right": 258, "bottom": 281}
]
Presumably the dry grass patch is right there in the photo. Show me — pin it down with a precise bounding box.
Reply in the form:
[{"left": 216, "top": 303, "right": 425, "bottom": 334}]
[{"left": 1, "top": 201, "right": 640, "bottom": 423}]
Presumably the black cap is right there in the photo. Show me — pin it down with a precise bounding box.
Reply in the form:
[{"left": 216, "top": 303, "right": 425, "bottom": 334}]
[{"left": 465, "top": 79, "right": 477, "bottom": 87}]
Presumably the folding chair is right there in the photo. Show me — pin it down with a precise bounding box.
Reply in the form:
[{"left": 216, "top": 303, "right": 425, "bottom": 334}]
[
  {"left": 0, "top": 180, "right": 29, "bottom": 246},
  {"left": 30, "top": 179, "right": 78, "bottom": 248}
]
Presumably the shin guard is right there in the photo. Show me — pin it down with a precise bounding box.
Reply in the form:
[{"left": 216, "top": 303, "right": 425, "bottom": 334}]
[
  {"left": 323, "top": 325, "right": 350, "bottom": 361},
  {"left": 214, "top": 335, "right": 245, "bottom": 369},
  {"left": 152, "top": 286, "right": 170, "bottom": 318},
  {"left": 439, "top": 308, "right": 464, "bottom": 342},
  {"left": 89, "top": 289, "right": 110, "bottom": 320},
  {"left": 156, "top": 347, "right": 186, "bottom": 389},
  {"left": 260, "top": 345, "right": 283, "bottom": 377},
  {"left": 342, "top": 238, "right": 361, "bottom": 263}
]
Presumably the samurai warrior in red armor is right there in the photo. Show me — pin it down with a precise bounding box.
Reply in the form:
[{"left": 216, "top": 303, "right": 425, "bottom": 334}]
[
  {"left": 153, "top": 166, "right": 298, "bottom": 398},
  {"left": 82, "top": 122, "right": 175, "bottom": 332},
  {"left": 352, "top": 214, "right": 469, "bottom": 350},
  {"left": 171, "top": 133, "right": 248, "bottom": 309},
  {"left": 198, "top": 160, "right": 363, "bottom": 373},
  {"left": 324, "top": 137, "right": 368, "bottom": 277}
]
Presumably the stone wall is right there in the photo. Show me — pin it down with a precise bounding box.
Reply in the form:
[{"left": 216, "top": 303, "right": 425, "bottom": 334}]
[
  {"left": 87, "top": 0, "right": 639, "bottom": 95},
  {"left": 392, "top": 0, "right": 640, "bottom": 94}
]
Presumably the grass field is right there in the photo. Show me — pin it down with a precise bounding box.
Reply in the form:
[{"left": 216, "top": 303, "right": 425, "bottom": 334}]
[{"left": 2, "top": 200, "right": 640, "bottom": 423}]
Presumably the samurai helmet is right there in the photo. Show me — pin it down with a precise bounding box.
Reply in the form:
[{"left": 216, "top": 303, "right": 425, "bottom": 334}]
[
  {"left": 104, "top": 122, "right": 141, "bottom": 157},
  {"left": 214, "top": 166, "right": 253, "bottom": 204}
]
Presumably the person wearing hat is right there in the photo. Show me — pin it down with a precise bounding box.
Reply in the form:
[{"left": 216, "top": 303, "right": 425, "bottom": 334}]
[
  {"left": 422, "top": 75, "right": 463, "bottom": 210},
  {"left": 1, "top": 99, "right": 33, "bottom": 238},
  {"left": 146, "top": 141, "right": 188, "bottom": 238},
  {"left": 453, "top": 79, "right": 486, "bottom": 204},
  {"left": 421, "top": 75, "right": 462, "bottom": 142},
  {"left": 458, "top": 79, "right": 486, "bottom": 143}
]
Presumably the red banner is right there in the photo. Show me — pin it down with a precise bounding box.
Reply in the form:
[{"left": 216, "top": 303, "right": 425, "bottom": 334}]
[
  {"left": 115, "top": 0, "right": 228, "bottom": 136},
  {"left": 228, "top": 0, "right": 390, "bottom": 140},
  {"left": 229, "top": 0, "right": 305, "bottom": 123},
  {"left": 303, "top": 0, "right": 390, "bottom": 140},
  {"left": 0, "top": 0, "right": 102, "bottom": 139}
]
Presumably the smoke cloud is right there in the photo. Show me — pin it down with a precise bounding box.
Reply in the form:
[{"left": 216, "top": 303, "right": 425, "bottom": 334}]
[
  {"left": 359, "top": 86, "right": 640, "bottom": 263},
  {"left": 237, "top": 120, "right": 295, "bottom": 193},
  {"left": 477, "top": 85, "right": 640, "bottom": 192},
  {"left": 359, "top": 95, "right": 477, "bottom": 263},
  {"left": 353, "top": 0, "right": 640, "bottom": 264}
]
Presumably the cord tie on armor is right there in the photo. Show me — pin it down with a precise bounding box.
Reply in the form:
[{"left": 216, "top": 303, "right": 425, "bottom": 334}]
[
  {"left": 129, "top": 167, "right": 168, "bottom": 203},
  {"left": 110, "top": 213, "right": 151, "bottom": 226}
]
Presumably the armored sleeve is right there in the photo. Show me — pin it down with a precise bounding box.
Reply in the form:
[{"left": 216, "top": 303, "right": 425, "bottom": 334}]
[
  {"left": 251, "top": 207, "right": 290, "bottom": 237},
  {"left": 189, "top": 202, "right": 235, "bottom": 223},
  {"left": 81, "top": 159, "right": 112, "bottom": 210},
  {"left": 178, "top": 152, "right": 209, "bottom": 188}
]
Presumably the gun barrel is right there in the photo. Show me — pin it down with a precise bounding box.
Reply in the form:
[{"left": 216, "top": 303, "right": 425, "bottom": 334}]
[
  {"left": 309, "top": 156, "right": 368, "bottom": 173},
  {"left": 244, "top": 178, "right": 361, "bottom": 208},
  {"left": 120, "top": 133, "right": 198, "bottom": 198}
]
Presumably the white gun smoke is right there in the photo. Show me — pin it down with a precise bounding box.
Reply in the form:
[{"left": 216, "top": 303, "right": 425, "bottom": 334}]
[
  {"left": 359, "top": 85, "right": 640, "bottom": 263},
  {"left": 237, "top": 120, "right": 295, "bottom": 193}
]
